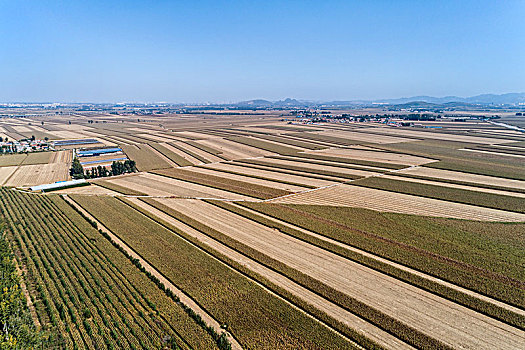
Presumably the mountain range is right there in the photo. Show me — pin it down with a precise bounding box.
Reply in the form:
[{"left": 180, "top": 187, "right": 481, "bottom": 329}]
[{"left": 236, "top": 93, "right": 525, "bottom": 107}]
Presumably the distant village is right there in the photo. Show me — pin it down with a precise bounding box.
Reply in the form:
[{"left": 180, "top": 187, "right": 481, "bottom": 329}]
[{"left": 0, "top": 136, "right": 53, "bottom": 154}]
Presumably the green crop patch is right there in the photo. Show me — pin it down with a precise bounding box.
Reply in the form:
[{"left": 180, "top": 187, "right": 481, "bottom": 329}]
[
  {"left": 0, "top": 189, "right": 216, "bottom": 349},
  {"left": 121, "top": 143, "right": 172, "bottom": 171},
  {"left": 71, "top": 195, "right": 357, "bottom": 350},
  {"left": 152, "top": 167, "right": 292, "bottom": 199},
  {"left": 240, "top": 202, "right": 525, "bottom": 308},
  {"left": 148, "top": 142, "right": 194, "bottom": 166},
  {"left": 352, "top": 176, "right": 525, "bottom": 213}
]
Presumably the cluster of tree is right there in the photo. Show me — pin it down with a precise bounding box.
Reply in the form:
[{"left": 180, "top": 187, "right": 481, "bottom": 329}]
[
  {"left": 1, "top": 230, "right": 51, "bottom": 348},
  {"left": 70, "top": 158, "right": 137, "bottom": 179},
  {"left": 111, "top": 159, "right": 137, "bottom": 175}
]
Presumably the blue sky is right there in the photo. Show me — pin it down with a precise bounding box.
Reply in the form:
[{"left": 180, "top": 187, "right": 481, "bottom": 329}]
[{"left": 0, "top": 0, "right": 523, "bottom": 103}]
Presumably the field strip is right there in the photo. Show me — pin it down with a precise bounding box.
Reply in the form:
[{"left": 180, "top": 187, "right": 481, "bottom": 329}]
[
  {"left": 234, "top": 160, "right": 351, "bottom": 182},
  {"left": 396, "top": 166, "right": 525, "bottom": 190},
  {"left": 184, "top": 166, "right": 309, "bottom": 192},
  {"left": 302, "top": 148, "right": 437, "bottom": 166},
  {"left": 161, "top": 199, "right": 525, "bottom": 349},
  {"left": 146, "top": 142, "right": 181, "bottom": 168},
  {"left": 311, "top": 130, "right": 414, "bottom": 144},
  {"left": 173, "top": 141, "right": 224, "bottom": 163},
  {"left": 460, "top": 148, "right": 525, "bottom": 158},
  {"left": 126, "top": 197, "right": 407, "bottom": 349},
  {"left": 62, "top": 195, "right": 243, "bottom": 350},
  {"left": 355, "top": 127, "right": 518, "bottom": 144},
  {"left": 228, "top": 202, "right": 525, "bottom": 318},
  {"left": 209, "top": 138, "right": 276, "bottom": 157},
  {"left": 381, "top": 174, "right": 525, "bottom": 198},
  {"left": 271, "top": 184, "right": 525, "bottom": 222},
  {"left": 203, "top": 162, "right": 336, "bottom": 187},
  {"left": 0, "top": 166, "right": 19, "bottom": 186},
  {"left": 242, "top": 158, "right": 379, "bottom": 178},
  {"left": 195, "top": 139, "right": 255, "bottom": 160},
  {"left": 160, "top": 143, "right": 202, "bottom": 164},
  {"left": 109, "top": 172, "right": 255, "bottom": 199},
  {"left": 273, "top": 154, "right": 393, "bottom": 171}
]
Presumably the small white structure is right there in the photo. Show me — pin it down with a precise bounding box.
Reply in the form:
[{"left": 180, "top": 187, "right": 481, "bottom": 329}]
[{"left": 30, "top": 179, "right": 87, "bottom": 192}]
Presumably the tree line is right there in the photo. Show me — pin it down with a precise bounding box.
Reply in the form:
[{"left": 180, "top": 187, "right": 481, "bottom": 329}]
[{"left": 70, "top": 158, "right": 137, "bottom": 179}]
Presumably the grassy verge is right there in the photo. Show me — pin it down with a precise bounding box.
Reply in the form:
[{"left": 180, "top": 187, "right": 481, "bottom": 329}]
[
  {"left": 151, "top": 168, "right": 291, "bottom": 199},
  {"left": 351, "top": 176, "right": 525, "bottom": 213},
  {"left": 71, "top": 195, "right": 358, "bottom": 350}
]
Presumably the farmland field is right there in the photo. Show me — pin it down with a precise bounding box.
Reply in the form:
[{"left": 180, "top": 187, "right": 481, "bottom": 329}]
[{"left": 2, "top": 109, "right": 525, "bottom": 349}]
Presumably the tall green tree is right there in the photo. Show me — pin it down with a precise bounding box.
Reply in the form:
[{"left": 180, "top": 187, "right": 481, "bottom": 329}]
[{"left": 69, "top": 158, "right": 84, "bottom": 179}]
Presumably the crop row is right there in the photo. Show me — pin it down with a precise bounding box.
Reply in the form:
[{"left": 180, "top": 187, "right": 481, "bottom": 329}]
[
  {"left": 236, "top": 159, "right": 362, "bottom": 180},
  {"left": 375, "top": 140, "right": 525, "bottom": 180},
  {"left": 139, "top": 198, "right": 453, "bottom": 350},
  {"left": 466, "top": 144, "right": 525, "bottom": 156},
  {"left": 289, "top": 152, "right": 407, "bottom": 169},
  {"left": 392, "top": 172, "right": 525, "bottom": 194},
  {"left": 0, "top": 188, "right": 214, "bottom": 349},
  {"left": 249, "top": 134, "right": 327, "bottom": 150},
  {"left": 148, "top": 142, "right": 193, "bottom": 166},
  {"left": 0, "top": 222, "right": 51, "bottom": 348},
  {"left": 351, "top": 176, "right": 525, "bottom": 213},
  {"left": 94, "top": 179, "right": 147, "bottom": 196},
  {"left": 121, "top": 144, "right": 172, "bottom": 171},
  {"left": 283, "top": 132, "right": 369, "bottom": 146},
  {"left": 182, "top": 140, "right": 229, "bottom": 158},
  {"left": 128, "top": 197, "right": 380, "bottom": 349},
  {"left": 166, "top": 142, "right": 212, "bottom": 163},
  {"left": 226, "top": 136, "right": 300, "bottom": 155},
  {"left": 151, "top": 168, "right": 292, "bottom": 199},
  {"left": 228, "top": 161, "right": 348, "bottom": 181},
  {"left": 71, "top": 194, "right": 355, "bottom": 350},
  {"left": 239, "top": 202, "right": 525, "bottom": 308},
  {"left": 269, "top": 154, "right": 390, "bottom": 172},
  {"left": 207, "top": 200, "right": 524, "bottom": 329},
  {"left": 196, "top": 165, "right": 317, "bottom": 189}
]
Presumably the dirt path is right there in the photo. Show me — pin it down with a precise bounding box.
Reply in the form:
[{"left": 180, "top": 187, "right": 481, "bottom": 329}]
[
  {"left": 159, "top": 198, "right": 525, "bottom": 350},
  {"left": 126, "top": 197, "right": 409, "bottom": 350},
  {"left": 229, "top": 202, "right": 525, "bottom": 318},
  {"left": 62, "top": 195, "right": 243, "bottom": 350}
]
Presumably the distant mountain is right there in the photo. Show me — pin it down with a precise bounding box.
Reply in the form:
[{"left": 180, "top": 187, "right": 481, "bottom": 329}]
[
  {"left": 237, "top": 98, "right": 310, "bottom": 107},
  {"left": 235, "top": 93, "right": 525, "bottom": 107},
  {"left": 374, "top": 93, "right": 525, "bottom": 105}
]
